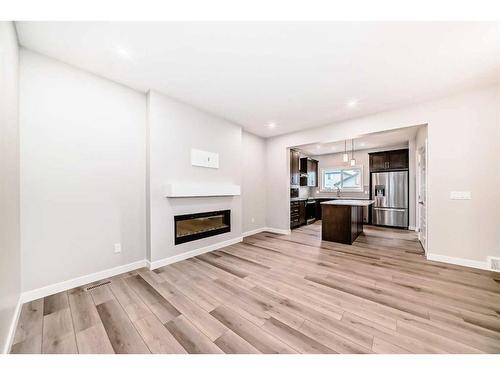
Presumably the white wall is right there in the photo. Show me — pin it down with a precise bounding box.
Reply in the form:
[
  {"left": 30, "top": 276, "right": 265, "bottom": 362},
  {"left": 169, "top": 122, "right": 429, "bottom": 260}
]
[
  {"left": 18, "top": 51, "right": 253, "bottom": 291},
  {"left": 242, "top": 131, "right": 267, "bottom": 233},
  {"left": 20, "top": 50, "right": 147, "bottom": 291},
  {"left": 266, "top": 85, "right": 500, "bottom": 263},
  {"left": 147, "top": 91, "right": 243, "bottom": 263},
  {"left": 0, "top": 21, "right": 21, "bottom": 353}
]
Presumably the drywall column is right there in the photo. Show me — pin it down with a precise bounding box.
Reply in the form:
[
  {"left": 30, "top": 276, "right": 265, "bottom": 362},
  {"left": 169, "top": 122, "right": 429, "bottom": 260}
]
[{"left": 0, "top": 21, "right": 21, "bottom": 353}]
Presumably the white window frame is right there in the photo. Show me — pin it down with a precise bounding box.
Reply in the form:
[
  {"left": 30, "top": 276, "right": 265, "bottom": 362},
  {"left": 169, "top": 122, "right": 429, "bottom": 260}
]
[{"left": 320, "top": 166, "right": 363, "bottom": 193}]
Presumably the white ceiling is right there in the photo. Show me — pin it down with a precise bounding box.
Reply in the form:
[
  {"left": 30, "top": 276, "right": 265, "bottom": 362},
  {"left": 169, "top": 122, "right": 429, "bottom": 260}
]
[
  {"left": 15, "top": 22, "right": 500, "bottom": 137},
  {"left": 295, "top": 125, "right": 423, "bottom": 156}
]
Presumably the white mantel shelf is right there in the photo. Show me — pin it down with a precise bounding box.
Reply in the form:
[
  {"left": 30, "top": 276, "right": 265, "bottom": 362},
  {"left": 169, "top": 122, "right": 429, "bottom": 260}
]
[{"left": 164, "top": 183, "right": 241, "bottom": 198}]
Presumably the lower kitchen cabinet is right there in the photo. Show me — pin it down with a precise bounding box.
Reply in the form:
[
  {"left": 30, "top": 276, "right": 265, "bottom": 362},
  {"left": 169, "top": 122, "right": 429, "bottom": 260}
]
[
  {"left": 316, "top": 200, "right": 323, "bottom": 220},
  {"left": 299, "top": 201, "right": 306, "bottom": 225},
  {"left": 290, "top": 200, "right": 306, "bottom": 228}
]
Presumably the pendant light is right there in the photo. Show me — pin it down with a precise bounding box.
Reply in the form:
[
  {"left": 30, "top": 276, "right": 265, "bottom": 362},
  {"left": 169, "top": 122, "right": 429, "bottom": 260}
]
[
  {"left": 343, "top": 140, "right": 349, "bottom": 163},
  {"left": 350, "top": 139, "right": 356, "bottom": 166}
]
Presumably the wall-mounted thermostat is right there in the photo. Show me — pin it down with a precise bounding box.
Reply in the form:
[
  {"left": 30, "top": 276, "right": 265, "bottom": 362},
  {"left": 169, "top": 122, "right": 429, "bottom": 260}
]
[{"left": 191, "top": 149, "right": 219, "bottom": 169}]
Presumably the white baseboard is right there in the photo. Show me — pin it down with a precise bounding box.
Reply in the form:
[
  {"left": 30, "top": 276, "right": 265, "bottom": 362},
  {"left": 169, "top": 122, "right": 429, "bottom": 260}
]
[
  {"left": 242, "top": 227, "right": 267, "bottom": 237},
  {"left": 426, "top": 253, "right": 492, "bottom": 271},
  {"left": 486, "top": 256, "right": 500, "bottom": 272},
  {"left": 2, "top": 296, "right": 22, "bottom": 354},
  {"left": 148, "top": 236, "right": 243, "bottom": 270},
  {"left": 20, "top": 235, "right": 249, "bottom": 302},
  {"left": 408, "top": 226, "right": 417, "bottom": 231},
  {"left": 21, "top": 259, "right": 148, "bottom": 303},
  {"left": 242, "top": 227, "right": 291, "bottom": 237},
  {"left": 264, "top": 227, "right": 292, "bottom": 235}
]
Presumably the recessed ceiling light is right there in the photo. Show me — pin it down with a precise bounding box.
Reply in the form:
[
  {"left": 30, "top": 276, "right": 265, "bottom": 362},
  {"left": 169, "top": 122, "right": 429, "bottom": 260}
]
[
  {"left": 347, "top": 99, "right": 358, "bottom": 109},
  {"left": 316, "top": 144, "right": 321, "bottom": 149},
  {"left": 266, "top": 122, "right": 276, "bottom": 129}
]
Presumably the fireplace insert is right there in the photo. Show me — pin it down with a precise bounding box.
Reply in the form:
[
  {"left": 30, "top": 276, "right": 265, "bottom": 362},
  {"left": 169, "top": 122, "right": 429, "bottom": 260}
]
[{"left": 174, "top": 210, "right": 231, "bottom": 245}]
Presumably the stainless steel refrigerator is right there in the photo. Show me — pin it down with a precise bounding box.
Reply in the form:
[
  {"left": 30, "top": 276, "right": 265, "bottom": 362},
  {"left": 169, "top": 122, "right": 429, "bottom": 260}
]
[{"left": 371, "top": 171, "right": 408, "bottom": 228}]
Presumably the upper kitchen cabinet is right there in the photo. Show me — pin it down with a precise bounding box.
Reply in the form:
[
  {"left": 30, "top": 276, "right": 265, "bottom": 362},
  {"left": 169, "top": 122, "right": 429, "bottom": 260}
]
[
  {"left": 388, "top": 149, "right": 409, "bottom": 169},
  {"left": 369, "top": 152, "right": 387, "bottom": 171},
  {"left": 299, "top": 157, "right": 318, "bottom": 187},
  {"left": 369, "top": 149, "right": 409, "bottom": 171},
  {"left": 290, "top": 149, "right": 300, "bottom": 185}
]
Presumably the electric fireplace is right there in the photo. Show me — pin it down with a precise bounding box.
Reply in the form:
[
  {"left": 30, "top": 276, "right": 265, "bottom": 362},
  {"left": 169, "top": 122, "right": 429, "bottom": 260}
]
[{"left": 174, "top": 210, "right": 231, "bottom": 245}]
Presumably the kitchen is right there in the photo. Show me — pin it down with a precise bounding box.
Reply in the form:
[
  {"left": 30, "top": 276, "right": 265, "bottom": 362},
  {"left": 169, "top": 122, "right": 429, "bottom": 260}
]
[{"left": 289, "top": 125, "right": 426, "bottom": 246}]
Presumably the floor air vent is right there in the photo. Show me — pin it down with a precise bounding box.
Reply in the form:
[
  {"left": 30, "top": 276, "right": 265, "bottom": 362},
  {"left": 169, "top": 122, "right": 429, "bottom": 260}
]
[
  {"left": 488, "top": 257, "right": 500, "bottom": 271},
  {"left": 85, "top": 280, "right": 111, "bottom": 291}
]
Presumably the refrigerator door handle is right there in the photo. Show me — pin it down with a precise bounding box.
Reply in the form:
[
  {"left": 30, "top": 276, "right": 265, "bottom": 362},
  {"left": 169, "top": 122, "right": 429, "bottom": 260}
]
[{"left": 373, "top": 207, "right": 407, "bottom": 212}]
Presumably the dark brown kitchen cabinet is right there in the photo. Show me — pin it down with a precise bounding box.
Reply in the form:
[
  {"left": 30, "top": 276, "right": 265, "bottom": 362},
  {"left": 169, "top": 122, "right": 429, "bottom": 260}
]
[
  {"left": 299, "top": 157, "right": 318, "bottom": 187},
  {"left": 298, "top": 201, "right": 306, "bottom": 225},
  {"left": 369, "top": 152, "right": 387, "bottom": 171},
  {"left": 369, "top": 149, "right": 409, "bottom": 171},
  {"left": 315, "top": 200, "right": 324, "bottom": 220},
  {"left": 290, "top": 201, "right": 300, "bottom": 228},
  {"left": 290, "top": 149, "right": 300, "bottom": 185},
  {"left": 290, "top": 200, "right": 306, "bottom": 228},
  {"left": 322, "top": 204, "right": 365, "bottom": 245},
  {"left": 388, "top": 149, "right": 409, "bottom": 170}
]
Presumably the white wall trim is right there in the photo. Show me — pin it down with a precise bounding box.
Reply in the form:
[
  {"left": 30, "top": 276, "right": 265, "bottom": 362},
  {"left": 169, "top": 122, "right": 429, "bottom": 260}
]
[
  {"left": 21, "top": 259, "right": 148, "bottom": 303},
  {"left": 486, "top": 256, "right": 500, "bottom": 273},
  {"left": 148, "top": 236, "right": 243, "bottom": 270},
  {"left": 408, "top": 225, "right": 417, "bottom": 231},
  {"left": 426, "top": 253, "right": 493, "bottom": 272},
  {"left": 2, "top": 296, "right": 22, "bottom": 354},
  {"left": 242, "top": 227, "right": 267, "bottom": 237},
  {"left": 164, "top": 183, "right": 241, "bottom": 197},
  {"left": 265, "top": 227, "right": 292, "bottom": 235},
  {"left": 243, "top": 227, "right": 292, "bottom": 237}
]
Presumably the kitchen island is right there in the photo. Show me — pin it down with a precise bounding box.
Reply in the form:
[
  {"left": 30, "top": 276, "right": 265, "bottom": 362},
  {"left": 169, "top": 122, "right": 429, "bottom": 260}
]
[{"left": 321, "top": 200, "right": 375, "bottom": 244}]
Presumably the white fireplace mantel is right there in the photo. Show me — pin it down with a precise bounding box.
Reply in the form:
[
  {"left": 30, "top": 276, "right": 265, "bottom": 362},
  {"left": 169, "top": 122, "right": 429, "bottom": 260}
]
[{"left": 164, "top": 183, "right": 241, "bottom": 198}]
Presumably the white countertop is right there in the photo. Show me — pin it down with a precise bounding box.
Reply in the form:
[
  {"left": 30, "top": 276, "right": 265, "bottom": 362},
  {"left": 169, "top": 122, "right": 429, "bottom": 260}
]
[{"left": 321, "top": 199, "right": 375, "bottom": 207}]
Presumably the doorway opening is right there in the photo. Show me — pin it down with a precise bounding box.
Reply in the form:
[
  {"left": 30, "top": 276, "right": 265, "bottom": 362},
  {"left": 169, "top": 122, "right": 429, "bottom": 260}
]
[{"left": 288, "top": 124, "right": 428, "bottom": 253}]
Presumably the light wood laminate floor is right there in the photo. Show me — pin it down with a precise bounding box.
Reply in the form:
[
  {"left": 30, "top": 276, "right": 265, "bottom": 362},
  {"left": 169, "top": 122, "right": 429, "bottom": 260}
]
[{"left": 11, "top": 223, "right": 500, "bottom": 354}]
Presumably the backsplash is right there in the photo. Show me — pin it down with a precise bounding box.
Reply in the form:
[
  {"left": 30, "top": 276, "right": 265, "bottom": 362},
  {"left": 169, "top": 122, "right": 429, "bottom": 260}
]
[{"left": 298, "top": 186, "right": 310, "bottom": 199}]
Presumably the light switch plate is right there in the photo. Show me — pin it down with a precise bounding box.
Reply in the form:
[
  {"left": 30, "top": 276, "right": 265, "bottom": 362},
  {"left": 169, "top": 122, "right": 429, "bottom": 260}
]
[
  {"left": 450, "top": 191, "right": 471, "bottom": 200},
  {"left": 191, "top": 149, "right": 219, "bottom": 169}
]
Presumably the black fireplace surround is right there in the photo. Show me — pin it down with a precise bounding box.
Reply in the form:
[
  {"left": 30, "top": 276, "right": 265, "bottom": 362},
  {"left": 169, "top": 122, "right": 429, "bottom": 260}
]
[{"left": 174, "top": 210, "right": 231, "bottom": 245}]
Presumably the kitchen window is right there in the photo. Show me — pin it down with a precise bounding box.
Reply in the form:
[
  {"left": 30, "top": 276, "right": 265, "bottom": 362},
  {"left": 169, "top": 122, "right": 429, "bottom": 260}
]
[{"left": 321, "top": 166, "right": 363, "bottom": 192}]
